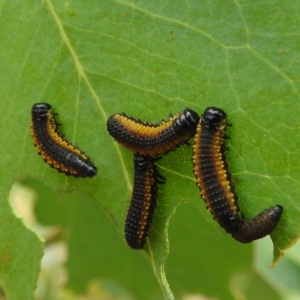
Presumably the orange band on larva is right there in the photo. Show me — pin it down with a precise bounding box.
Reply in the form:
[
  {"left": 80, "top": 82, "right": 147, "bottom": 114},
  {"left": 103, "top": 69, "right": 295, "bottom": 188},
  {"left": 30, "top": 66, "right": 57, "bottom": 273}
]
[{"left": 106, "top": 108, "right": 200, "bottom": 156}]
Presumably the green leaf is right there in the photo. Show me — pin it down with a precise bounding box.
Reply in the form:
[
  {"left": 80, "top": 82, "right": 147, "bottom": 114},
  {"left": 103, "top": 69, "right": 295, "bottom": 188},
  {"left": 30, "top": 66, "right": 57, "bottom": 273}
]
[{"left": 1, "top": 0, "right": 299, "bottom": 299}]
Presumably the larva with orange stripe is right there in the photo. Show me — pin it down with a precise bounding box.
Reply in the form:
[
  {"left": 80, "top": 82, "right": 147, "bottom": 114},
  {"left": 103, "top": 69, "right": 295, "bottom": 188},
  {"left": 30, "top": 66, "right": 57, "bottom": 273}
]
[
  {"left": 30, "top": 103, "right": 97, "bottom": 178},
  {"left": 107, "top": 108, "right": 200, "bottom": 156},
  {"left": 125, "top": 154, "right": 165, "bottom": 249},
  {"left": 192, "top": 107, "right": 282, "bottom": 242}
]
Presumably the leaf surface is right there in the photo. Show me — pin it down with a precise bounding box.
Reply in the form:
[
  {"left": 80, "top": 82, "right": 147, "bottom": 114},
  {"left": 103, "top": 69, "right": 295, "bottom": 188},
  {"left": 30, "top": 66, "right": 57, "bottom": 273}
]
[{"left": 1, "top": 0, "right": 299, "bottom": 298}]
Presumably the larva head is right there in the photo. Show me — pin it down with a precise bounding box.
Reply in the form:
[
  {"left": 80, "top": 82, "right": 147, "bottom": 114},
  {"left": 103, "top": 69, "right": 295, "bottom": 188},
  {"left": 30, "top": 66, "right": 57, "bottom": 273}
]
[
  {"left": 175, "top": 108, "right": 200, "bottom": 128},
  {"left": 201, "top": 107, "right": 227, "bottom": 130},
  {"left": 32, "top": 103, "right": 52, "bottom": 119},
  {"left": 183, "top": 108, "right": 200, "bottom": 126}
]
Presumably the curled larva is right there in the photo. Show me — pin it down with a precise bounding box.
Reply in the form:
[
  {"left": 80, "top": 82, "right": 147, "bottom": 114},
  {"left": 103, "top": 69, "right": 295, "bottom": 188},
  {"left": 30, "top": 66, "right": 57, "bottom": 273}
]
[{"left": 192, "top": 107, "right": 282, "bottom": 242}]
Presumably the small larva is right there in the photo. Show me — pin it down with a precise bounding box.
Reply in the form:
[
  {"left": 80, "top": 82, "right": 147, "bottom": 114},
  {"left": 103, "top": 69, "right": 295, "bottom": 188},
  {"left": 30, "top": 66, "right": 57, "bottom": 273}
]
[
  {"left": 107, "top": 108, "right": 200, "bottom": 156},
  {"left": 30, "top": 103, "right": 97, "bottom": 178},
  {"left": 124, "top": 154, "right": 165, "bottom": 249},
  {"left": 192, "top": 107, "right": 282, "bottom": 242}
]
